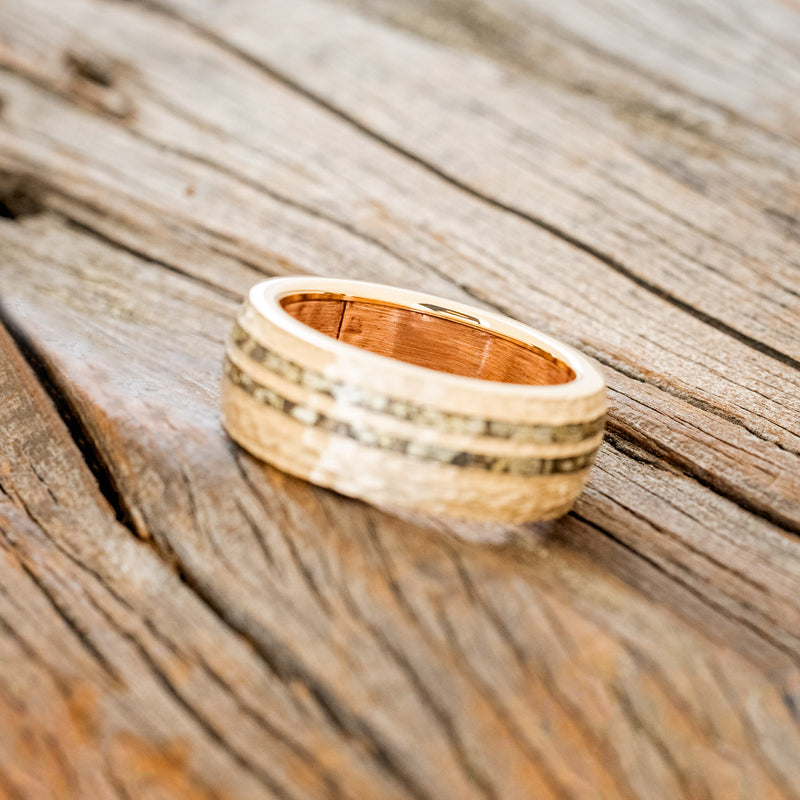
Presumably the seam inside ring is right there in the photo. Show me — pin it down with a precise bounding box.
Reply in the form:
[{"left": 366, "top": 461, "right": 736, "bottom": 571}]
[{"left": 279, "top": 292, "right": 575, "bottom": 386}]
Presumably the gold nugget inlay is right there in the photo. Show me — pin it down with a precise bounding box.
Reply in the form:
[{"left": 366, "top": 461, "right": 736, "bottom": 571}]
[
  {"left": 224, "top": 357, "right": 599, "bottom": 476},
  {"left": 231, "top": 323, "right": 604, "bottom": 444}
]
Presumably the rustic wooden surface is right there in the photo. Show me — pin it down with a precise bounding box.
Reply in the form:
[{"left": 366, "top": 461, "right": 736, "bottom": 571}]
[{"left": 1, "top": 0, "right": 799, "bottom": 797}]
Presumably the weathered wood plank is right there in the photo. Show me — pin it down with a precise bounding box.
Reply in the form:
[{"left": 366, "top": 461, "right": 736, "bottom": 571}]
[
  {"left": 2, "top": 213, "right": 800, "bottom": 797},
  {"left": 1, "top": 0, "right": 800, "bottom": 795},
  {"left": 523, "top": 0, "right": 800, "bottom": 138},
  {"left": 0, "top": 0, "right": 798, "bottom": 536},
  {"left": 330, "top": 0, "right": 800, "bottom": 237},
  {"left": 330, "top": 0, "right": 800, "bottom": 135}
]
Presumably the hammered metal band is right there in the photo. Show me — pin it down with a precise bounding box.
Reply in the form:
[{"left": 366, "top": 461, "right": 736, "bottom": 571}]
[{"left": 221, "top": 277, "right": 607, "bottom": 522}]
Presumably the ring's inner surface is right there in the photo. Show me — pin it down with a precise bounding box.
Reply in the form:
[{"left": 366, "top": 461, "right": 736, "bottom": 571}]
[{"left": 280, "top": 293, "right": 575, "bottom": 385}]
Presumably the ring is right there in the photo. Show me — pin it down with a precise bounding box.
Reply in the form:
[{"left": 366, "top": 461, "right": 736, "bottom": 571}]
[{"left": 221, "top": 277, "right": 606, "bottom": 523}]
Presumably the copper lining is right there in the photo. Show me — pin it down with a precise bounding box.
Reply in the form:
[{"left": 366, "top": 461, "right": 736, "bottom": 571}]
[{"left": 280, "top": 293, "right": 575, "bottom": 386}]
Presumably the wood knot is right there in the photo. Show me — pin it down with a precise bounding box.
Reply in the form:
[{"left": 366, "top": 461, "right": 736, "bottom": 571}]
[
  {"left": 65, "top": 51, "right": 116, "bottom": 88},
  {"left": 63, "top": 49, "right": 136, "bottom": 120},
  {"left": 0, "top": 172, "right": 46, "bottom": 220}
]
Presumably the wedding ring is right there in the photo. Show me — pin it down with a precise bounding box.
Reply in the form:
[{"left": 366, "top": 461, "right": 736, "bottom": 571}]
[{"left": 221, "top": 277, "right": 606, "bottom": 523}]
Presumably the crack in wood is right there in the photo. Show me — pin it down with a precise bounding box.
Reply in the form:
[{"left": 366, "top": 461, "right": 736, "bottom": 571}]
[
  {"left": 445, "top": 547, "right": 642, "bottom": 800},
  {"left": 62, "top": 217, "right": 244, "bottom": 302},
  {"left": 1, "top": 471, "right": 350, "bottom": 798},
  {"left": 0, "top": 312, "right": 144, "bottom": 537},
  {"left": 605, "top": 417, "right": 800, "bottom": 535},
  {"left": 571, "top": 512, "right": 799, "bottom": 662},
  {"left": 2, "top": 538, "right": 122, "bottom": 683},
  {"left": 589, "top": 481, "right": 793, "bottom": 636},
  {"left": 332, "top": 554, "right": 501, "bottom": 800},
  {"left": 82, "top": 590, "right": 299, "bottom": 800},
  {"left": 0, "top": 586, "right": 76, "bottom": 697},
  {"left": 187, "top": 649, "right": 349, "bottom": 800}
]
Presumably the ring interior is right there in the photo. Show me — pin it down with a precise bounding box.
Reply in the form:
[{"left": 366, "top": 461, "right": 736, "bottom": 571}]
[{"left": 280, "top": 293, "right": 575, "bottom": 386}]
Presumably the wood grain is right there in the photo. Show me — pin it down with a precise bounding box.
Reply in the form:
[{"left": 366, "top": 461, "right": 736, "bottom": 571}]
[{"left": 0, "top": 0, "right": 799, "bottom": 796}]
